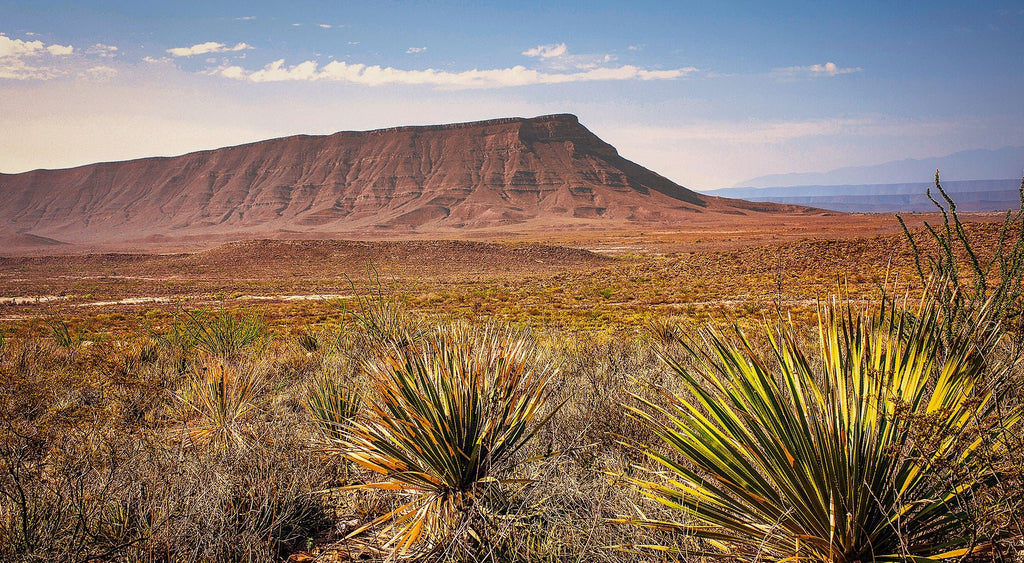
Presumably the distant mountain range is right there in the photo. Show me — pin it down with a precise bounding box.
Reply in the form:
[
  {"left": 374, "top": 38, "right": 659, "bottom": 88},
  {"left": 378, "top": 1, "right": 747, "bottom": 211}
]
[
  {"left": 702, "top": 179, "right": 1023, "bottom": 213},
  {"left": 735, "top": 146, "right": 1024, "bottom": 188},
  {"left": 706, "top": 146, "right": 1024, "bottom": 213}
]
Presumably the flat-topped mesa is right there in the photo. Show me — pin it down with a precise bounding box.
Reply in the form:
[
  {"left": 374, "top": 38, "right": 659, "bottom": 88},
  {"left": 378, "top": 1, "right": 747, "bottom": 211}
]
[
  {"left": 0, "top": 114, "right": 814, "bottom": 250},
  {"left": 361, "top": 113, "right": 582, "bottom": 135},
  {"left": 343, "top": 113, "right": 619, "bottom": 159}
]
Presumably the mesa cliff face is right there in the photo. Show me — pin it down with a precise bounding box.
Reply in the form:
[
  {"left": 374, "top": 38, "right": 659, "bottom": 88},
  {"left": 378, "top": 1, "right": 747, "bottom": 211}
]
[{"left": 0, "top": 114, "right": 809, "bottom": 249}]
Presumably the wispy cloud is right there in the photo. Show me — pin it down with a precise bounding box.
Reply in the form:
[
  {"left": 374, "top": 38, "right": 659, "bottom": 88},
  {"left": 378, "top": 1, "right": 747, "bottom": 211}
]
[
  {"left": 773, "top": 61, "right": 861, "bottom": 78},
  {"left": 406, "top": 46, "right": 427, "bottom": 54},
  {"left": 608, "top": 115, "right": 959, "bottom": 148},
  {"left": 521, "top": 42, "right": 615, "bottom": 71},
  {"left": 214, "top": 58, "right": 697, "bottom": 88},
  {"left": 86, "top": 43, "right": 119, "bottom": 58},
  {"left": 166, "top": 42, "right": 253, "bottom": 57},
  {"left": 83, "top": 65, "right": 117, "bottom": 79},
  {"left": 235, "top": 16, "right": 256, "bottom": 21},
  {"left": 522, "top": 43, "right": 567, "bottom": 58},
  {"left": 0, "top": 33, "right": 74, "bottom": 79},
  {"left": 318, "top": 24, "right": 333, "bottom": 29}
]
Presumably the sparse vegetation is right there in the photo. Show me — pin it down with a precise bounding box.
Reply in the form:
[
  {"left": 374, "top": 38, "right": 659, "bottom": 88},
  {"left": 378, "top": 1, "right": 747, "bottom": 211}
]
[
  {"left": 158, "top": 305, "right": 268, "bottom": 360},
  {"left": 898, "top": 172, "right": 1024, "bottom": 343},
  {"left": 1, "top": 192, "right": 1022, "bottom": 561}
]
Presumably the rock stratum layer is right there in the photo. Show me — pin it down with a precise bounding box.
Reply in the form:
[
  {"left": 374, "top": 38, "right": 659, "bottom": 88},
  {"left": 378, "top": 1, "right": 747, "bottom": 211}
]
[{"left": 0, "top": 114, "right": 813, "bottom": 250}]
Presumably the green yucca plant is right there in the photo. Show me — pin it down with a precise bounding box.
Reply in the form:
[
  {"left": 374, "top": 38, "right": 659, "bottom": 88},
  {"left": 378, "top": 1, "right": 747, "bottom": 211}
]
[
  {"left": 168, "top": 305, "right": 267, "bottom": 360},
  {"left": 305, "top": 374, "right": 361, "bottom": 441},
  {"left": 335, "top": 322, "right": 558, "bottom": 560},
  {"left": 177, "top": 358, "right": 262, "bottom": 449},
  {"left": 624, "top": 295, "right": 1019, "bottom": 561},
  {"left": 46, "top": 318, "right": 84, "bottom": 348}
]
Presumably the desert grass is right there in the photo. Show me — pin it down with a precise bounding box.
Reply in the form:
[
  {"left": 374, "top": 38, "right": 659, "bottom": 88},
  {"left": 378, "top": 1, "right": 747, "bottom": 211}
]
[
  {"left": 1, "top": 297, "right": 1021, "bottom": 561},
  {"left": 1, "top": 208, "right": 1022, "bottom": 560}
]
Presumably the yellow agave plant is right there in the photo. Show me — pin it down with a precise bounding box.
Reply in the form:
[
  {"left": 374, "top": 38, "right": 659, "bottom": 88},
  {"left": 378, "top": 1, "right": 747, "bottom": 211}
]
[
  {"left": 625, "top": 296, "right": 1020, "bottom": 562},
  {"left": 334, "top": 322, "right": 558, "bottom": 560}
]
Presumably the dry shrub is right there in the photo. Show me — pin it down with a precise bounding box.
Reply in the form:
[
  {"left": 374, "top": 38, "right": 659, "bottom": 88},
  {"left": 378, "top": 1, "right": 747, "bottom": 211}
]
[{"left": 0, "top": 336, "right": 334, "bottom": 562}]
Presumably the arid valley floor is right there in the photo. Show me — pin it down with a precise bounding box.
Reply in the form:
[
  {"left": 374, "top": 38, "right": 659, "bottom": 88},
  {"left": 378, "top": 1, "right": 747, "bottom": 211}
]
[{"left": 1, "top": 211, "right": 984, "bottom": 338}]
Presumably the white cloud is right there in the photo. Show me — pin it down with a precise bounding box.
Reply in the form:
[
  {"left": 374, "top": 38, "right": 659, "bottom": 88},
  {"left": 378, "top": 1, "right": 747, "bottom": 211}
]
[
  {"left": 0, "top": 34, "right": 71, "bottom": 58},
  {"left": 406, "top": 46, "right": 427, "bottom": 54},
  {"left": 319, "top": 24, "right": 333, "bottom": 29},
  {"left": 217, "top": 65, "right": 247, "bottom": 80},
  {"left": 87, "top": 43, "right": 119, "bottom": 57},
  {"left": 0, "top": 33, "right": 75, "bottom": 79},
  {"left": 166, "top": 42, "right": 253, "bottom": 57},
  {"left": 215, "top": 58, "right": 697, "bottom": 88},
  {"left": 773, "top": 61, "right": 861, "bottom": 78},
  {"left": 521, "top": 43, "right": 618, "bottom": 71},
  {"left": 522, "top": 43, "right": 568, "bottom": 58},
  {"left": 0, "top": 57, "right": 55, "bottom": 79},
  {"left": 46, "top": 44, "right": 74, "bottom": 56},
  {"left": 0, "top": 35, "right": 44, "bottom": 58},
  {"left": 236, "top": 16, "right": 256, "bottom": 21},
  {"left": 83, "top": 65, "right": 117, "bottom": 79}
]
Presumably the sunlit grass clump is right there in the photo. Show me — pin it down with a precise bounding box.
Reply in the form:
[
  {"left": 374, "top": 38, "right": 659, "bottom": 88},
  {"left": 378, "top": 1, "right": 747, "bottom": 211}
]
[
  {"left": 176, "top": 357, "right": 262, "bottom": 449},
  {"left": 333, "top": 321, "right": 558, "bottom": 559},
  {"left": 626, "top": 295, "right": 1019, "bottom": 561}
]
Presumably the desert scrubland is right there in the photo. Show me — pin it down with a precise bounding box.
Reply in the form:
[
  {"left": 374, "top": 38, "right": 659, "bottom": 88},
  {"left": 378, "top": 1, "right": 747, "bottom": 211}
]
[{"left": 2, "top": 205, "right": 1022, "bottom": 562}]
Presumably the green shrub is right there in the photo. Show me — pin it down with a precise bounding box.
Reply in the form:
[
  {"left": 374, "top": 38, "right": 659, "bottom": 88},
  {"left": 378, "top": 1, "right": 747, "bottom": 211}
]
[
  {"left": 159, "top": 305, "right": 267, "bottom": 360},
  {"left": 304, "top": 374, "right": 360, "bottom": 441},
  {"left": 46, "top": 318, "right": 83, "bottom": 349},
  {"left": 342, "top": 263, "right": 425, "bottom": 348},
  {"left": 897, "top": 172, "right": 1024, "bottom": 343}
]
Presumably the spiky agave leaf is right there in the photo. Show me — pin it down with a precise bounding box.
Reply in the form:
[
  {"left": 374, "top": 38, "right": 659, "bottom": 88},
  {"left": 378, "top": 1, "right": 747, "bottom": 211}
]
[
  {"left": 304, "top": 373, "right": 361, "bottom": 441},
  {"left": 335, "top": 321, "right": 558, "bottom": 559},
  {"left": 624, "top": 296, "right": 1019, "bottom": 562}
]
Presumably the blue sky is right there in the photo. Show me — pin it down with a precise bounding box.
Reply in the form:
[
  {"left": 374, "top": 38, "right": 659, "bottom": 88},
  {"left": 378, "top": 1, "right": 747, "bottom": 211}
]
[{"left": 1, "top": 1, "right": 1022, "bottom": 188}]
